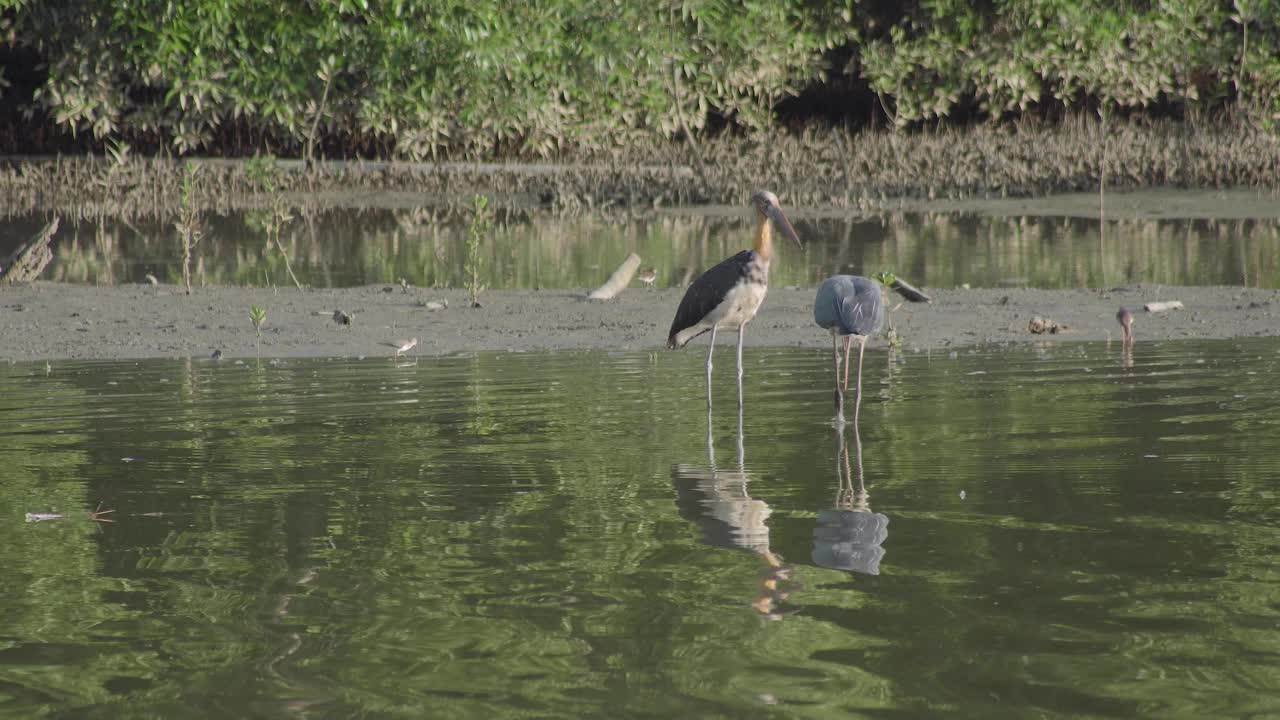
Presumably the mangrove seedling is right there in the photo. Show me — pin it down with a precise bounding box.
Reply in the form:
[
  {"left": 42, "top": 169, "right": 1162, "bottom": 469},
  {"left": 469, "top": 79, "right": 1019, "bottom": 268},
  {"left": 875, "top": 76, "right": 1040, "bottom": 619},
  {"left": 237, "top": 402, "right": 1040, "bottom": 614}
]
[
  {"left": 176, "top": 161, "right": 203, "bottom": 295},
  {"left": 465, "top": 194, "right": 490, "bottom": 308},
  {"left": 265, "top": 194, "right": 303, "bottom": 290},
  {"left": 250, "top": 304, "right": 267, "bottom": 356}
]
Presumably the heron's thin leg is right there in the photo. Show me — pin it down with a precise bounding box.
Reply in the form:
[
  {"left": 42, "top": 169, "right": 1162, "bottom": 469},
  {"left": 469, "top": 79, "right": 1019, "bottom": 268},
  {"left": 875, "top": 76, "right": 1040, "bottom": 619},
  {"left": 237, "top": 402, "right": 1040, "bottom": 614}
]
[
  {"left": 842, "top": 335, "right": 852, "bottom": 391},
  {"left": 834, "top": 429, "right": 846, "bottom": 507},
  {"left": 705, "top": 325, "right": 718, "bottom": 410},
  {"left": 851, "top": 421, "right": 867, "bottom": 509},
  {"left": 831, "top": 332, "right": 844, "bottom": 424},
  {"left": 854, "top": 335, "right": 867, "bottom": 425},
  {"left": 736, "top": 323, "right": 745, "bottom": 410}
]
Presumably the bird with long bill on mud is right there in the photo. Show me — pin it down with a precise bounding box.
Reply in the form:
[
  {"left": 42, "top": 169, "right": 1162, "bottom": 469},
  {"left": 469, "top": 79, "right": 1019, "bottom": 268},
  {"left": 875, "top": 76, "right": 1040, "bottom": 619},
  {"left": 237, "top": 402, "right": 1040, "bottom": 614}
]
[{"left": 667, "top": 190, "right": 801, "bottom": 410}]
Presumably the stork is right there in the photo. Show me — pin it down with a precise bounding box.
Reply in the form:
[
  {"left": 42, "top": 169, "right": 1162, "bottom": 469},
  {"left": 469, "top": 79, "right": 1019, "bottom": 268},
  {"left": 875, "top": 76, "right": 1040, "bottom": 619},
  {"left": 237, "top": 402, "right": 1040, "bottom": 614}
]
[
  {"left": 814, "top": 275, "right": 885, "bottom": 426},
  {"left": 667, "top": 190, "right": 801, "bottom": 409}
]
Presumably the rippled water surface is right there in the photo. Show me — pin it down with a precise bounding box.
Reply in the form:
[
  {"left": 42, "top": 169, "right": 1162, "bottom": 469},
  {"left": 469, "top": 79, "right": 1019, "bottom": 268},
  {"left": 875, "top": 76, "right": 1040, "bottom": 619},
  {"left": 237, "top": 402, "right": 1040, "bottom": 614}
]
[
  {"left": 2, "top": 340, "right": 1279, "bottom": 717},
  {"left": 3, "top": 204, "right": 1278, "bottom": 289}
]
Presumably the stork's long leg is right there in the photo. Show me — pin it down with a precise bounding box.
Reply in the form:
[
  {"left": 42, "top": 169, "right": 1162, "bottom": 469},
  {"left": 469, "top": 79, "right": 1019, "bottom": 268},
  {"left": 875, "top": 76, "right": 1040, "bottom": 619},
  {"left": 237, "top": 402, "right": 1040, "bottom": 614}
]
[
  {"left": 831, "top": 332, "right": 845, "bottom": 424},
  {"left": 842, "top": 335, "right": 852, "bottom": 391},
  {"left": 705, "top": 325, "right": 718, "bottom": 410},
  {"left": 853, "top": 335, "right": 867, "bottom": 426},
  {"left": 736, "top": 323, "right": 746, "bottom": 410}
]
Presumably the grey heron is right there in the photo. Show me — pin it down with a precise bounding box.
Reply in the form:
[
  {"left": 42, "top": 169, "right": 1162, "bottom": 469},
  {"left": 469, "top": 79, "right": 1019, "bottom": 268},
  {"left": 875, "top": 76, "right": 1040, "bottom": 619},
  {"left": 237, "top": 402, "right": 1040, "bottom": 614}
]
[
  {"left": 814, "top": 275, "right": 884, "bottom": 425},
  {"left": 667, "top": 190, "right": 802, "bottom": 410}
]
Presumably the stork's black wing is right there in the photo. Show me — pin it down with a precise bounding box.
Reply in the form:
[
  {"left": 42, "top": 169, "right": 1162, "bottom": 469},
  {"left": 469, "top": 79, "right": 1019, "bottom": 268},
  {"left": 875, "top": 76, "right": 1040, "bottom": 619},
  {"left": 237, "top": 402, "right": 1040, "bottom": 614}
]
[{"left": 667, "top": 250, "right": 754, "bottom": 348}]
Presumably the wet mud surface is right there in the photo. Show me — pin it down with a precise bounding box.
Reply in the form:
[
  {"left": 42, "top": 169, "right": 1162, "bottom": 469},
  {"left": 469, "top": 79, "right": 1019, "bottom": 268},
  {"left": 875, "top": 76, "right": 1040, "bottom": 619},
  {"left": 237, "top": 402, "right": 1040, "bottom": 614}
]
[{"left": 2, "top": 282, "right": 1277, "bottom": 361}]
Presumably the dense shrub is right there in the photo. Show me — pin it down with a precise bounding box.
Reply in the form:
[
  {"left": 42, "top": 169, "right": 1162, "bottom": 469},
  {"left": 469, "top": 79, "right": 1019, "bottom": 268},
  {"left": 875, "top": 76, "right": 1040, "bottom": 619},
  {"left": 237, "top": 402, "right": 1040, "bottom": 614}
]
[{"left": 1, "top": 1, "right": 1278, "bottom": 158}]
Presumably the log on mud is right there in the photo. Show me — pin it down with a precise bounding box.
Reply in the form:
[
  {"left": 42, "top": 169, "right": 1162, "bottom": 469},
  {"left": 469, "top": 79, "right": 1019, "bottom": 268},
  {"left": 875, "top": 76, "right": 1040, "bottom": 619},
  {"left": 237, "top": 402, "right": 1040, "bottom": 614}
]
[
  {"left": 1143, "top": 300, "right": 1184, "bottom": 313},
  {"left": 587, "top": 253, "right": 641, "bottom": 300},
  {"left": 890, "top": 278, "right": 932, "bottom": 303},
  {"left": 3, "top": 217, "right": 58, "bottom": 283}
]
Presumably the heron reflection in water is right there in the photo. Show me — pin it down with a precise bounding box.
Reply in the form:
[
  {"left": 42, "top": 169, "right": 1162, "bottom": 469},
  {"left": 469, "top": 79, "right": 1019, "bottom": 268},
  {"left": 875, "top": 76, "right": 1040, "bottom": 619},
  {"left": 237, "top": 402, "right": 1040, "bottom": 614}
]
[
  {"left": 812, "top": 426, "right": 890, "bottom": 576},
  {"left": 671, "top": 407, "right": 794, "bottom": 619}
]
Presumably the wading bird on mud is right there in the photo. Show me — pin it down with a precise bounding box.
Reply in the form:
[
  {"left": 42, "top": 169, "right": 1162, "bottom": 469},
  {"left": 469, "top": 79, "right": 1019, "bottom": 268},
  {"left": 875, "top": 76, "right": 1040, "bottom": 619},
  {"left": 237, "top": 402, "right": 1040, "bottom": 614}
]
[
  {"left": 381, "top": 337, "right": 419, "bottom": 359},
  {"left": 814, "top": 275, "right": 884, "bottom": 425},
  {"left": 814, "top": 273, "right": 930, "bottom": 425},
  {"left": 1117, "top": 307, "right": 1134, "bottom": 349},
  {"left": 667, "top": 191, "right": 801, "bottom": 410}
]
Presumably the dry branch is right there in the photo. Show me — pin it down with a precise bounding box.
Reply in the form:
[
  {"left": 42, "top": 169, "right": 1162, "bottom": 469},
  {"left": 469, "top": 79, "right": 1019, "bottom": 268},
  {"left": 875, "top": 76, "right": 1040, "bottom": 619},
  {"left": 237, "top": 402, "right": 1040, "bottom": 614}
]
[
  {"left": 3, "top": 218, "right": 58, "bottom": 283},
  {"left": 587, "top": 253, "right": 641, "bottom": 300}
]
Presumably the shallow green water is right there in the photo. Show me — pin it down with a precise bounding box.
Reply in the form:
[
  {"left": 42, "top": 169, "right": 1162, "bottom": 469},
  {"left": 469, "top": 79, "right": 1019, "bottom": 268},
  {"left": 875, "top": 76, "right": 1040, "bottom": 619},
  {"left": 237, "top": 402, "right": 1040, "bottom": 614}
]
[
  {"left": 3, "top": 207, "right": 1278, "bottom": 289},
  {"left": 2, "top": 340, "right": 1279, "bottom": 717}
]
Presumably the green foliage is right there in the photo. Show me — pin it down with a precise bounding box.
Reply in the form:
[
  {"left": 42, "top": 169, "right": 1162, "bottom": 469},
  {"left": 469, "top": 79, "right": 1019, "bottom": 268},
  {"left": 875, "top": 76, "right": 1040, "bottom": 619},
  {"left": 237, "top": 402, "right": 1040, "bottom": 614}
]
[
  {"left": 4, "top": 0, "right": 847, "bottom": 157},
  {"left": 465, "top": 194, "right": 490, "bottom": 308},
  {"left": 860, "top": 0, "right": 1280, "bottom": 126},
  {"left": 870, "top": 270, "right": 897, "bottom": 287},
  {"left": 244, "top": 153, "right": 279, "bottom": 192},
  {"left": 249, "top": 304, "right": 265, "bottom": 355},
  {"left": 9, "top": 0, "right": 1280, "bottom": 152}
]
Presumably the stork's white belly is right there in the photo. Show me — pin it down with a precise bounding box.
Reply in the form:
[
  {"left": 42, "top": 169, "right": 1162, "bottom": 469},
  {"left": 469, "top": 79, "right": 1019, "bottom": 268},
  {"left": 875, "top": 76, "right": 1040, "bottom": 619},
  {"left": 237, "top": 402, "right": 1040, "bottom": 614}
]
[{"left": 706, "top": 282, "right": 768, "bottom": 328}]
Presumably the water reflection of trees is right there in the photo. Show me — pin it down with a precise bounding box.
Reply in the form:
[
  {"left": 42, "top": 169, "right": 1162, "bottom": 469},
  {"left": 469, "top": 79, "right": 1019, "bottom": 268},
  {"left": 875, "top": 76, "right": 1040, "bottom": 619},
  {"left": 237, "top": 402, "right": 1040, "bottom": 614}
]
[
  {"left": 1, "top": 344, "right": 1279, "bottom": 714},
  {"left": 3, "top": 210, "right": 1278, "bottom": 289}
]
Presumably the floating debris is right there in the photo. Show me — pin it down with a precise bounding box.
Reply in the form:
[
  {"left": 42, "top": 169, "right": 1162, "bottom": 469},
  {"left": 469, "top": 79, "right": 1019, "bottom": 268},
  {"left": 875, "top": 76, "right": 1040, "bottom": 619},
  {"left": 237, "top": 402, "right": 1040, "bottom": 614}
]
[{"left": 25, "top": 503, "right": 115, "bottom": 523}]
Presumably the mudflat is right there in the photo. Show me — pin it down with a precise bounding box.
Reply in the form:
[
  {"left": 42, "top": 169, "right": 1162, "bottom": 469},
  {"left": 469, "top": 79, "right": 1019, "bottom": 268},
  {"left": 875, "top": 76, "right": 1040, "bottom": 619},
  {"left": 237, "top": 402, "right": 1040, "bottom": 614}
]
[{"left": 2, "top": 282, "right": 1276, "bottom": 362}]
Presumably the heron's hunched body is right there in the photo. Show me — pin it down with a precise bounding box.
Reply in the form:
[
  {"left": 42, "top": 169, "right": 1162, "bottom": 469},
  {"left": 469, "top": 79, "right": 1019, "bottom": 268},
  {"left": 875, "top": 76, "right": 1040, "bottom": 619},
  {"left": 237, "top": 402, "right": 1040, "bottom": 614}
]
[
  {"left": 667, "top": 190, "right": 801, "bottom": 410},
  {"left": 814, "top": 275, "right": 885, "bottom": 425}
]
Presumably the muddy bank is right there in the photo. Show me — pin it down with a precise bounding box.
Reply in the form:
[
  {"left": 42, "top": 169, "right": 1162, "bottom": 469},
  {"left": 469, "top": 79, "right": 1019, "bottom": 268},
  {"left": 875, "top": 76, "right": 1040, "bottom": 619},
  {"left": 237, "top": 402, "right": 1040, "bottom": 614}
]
[
  {"left": 4, "top": 120, "right": 1280, "bottom": 219},
  {"left": 2, "top": 282, "right": 1277, "bottom": 362}
]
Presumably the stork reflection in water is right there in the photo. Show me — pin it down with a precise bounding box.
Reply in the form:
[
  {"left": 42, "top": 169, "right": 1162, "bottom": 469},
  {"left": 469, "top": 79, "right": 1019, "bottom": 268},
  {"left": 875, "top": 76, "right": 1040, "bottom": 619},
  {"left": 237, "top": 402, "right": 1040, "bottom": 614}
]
[
  {"left": 671, "top": 407, "right": 793, "bottom": 619},
  {"left": 668, "top": 191, "right": 801, "bottom": 411}
]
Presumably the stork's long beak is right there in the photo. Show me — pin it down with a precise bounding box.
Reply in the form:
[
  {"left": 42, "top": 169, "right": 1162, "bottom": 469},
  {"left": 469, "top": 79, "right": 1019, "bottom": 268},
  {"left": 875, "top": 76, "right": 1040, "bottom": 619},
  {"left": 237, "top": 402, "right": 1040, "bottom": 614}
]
[{"left": 767, "top": 206, "right": 802, "bottom": 247}]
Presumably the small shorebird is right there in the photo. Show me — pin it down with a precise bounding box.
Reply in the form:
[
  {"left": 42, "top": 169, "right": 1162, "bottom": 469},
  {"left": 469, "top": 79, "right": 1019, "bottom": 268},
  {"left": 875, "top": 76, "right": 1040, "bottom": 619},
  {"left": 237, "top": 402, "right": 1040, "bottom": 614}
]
[
  {"left": 381, "top": 337, "right": 419, "bottom": 359},
  {"left": 637, "top": 267, "right": 657, "bottom": 289},
  {"left": 667, "top": 190, "right": 801, "bottom": 410},
  {"left": 333, "top": 310, "right": 352, "bottom": 327},
  {"left": 1117, "top": 307, "right": 1134, "bottom": 349}
]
